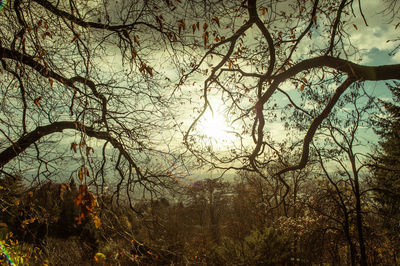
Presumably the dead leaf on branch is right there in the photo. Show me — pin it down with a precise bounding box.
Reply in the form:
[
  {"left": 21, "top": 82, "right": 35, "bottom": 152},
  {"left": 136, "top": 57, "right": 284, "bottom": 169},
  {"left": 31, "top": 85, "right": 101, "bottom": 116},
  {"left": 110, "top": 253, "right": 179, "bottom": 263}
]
[{"left": 33, "top": 96, "right": 42, "bottom": 107}]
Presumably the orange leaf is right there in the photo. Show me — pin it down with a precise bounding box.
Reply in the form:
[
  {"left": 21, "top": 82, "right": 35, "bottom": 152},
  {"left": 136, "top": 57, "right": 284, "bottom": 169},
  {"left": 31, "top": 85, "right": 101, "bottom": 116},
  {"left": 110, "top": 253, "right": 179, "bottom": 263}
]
[
  {"left": 33, "top": 96, "right": 42, "bottom": 107},
  {"left": 78, "top": 167, "right": 89, "bottom": 182},
  {"left": 300, "top": 84, "right": 305, "bottom": 91},
  {"left": 260, "top": 7, "right": 267, "bottom": 16},
  {"left": 302, "top": 77, "right": 307, "bottom": 83},
  {"left": 49, "top": 78, "right": 54, "bottom": 87},
  {"left": 192, "top": 23, "right": 196, "bottom": 34},
  {"left": 75, "top": 193, "right": 83, "bottom": 206},
  {"left": 203, "top": 23, "right": 208, "bottom": 31}
]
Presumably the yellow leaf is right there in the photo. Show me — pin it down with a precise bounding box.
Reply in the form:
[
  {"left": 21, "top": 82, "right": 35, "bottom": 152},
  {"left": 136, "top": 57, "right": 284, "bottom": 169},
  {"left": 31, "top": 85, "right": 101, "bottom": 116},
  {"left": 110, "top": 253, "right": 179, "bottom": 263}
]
[
  {"left": 94, "top": 253, "right": 105, "bottom": 262},
  {"left": 93, "top": 216, "right": 101, "bottom": 228}
]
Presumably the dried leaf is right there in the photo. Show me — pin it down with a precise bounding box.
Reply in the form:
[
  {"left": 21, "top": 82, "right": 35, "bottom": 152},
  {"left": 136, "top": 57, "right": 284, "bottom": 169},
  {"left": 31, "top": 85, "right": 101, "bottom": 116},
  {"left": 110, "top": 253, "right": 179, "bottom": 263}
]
[
  {"left": 260, "top": 7, "right": 267, "bottom": 16},
  {"left": 146, "top": 66, "right": 153, "bottom": 76},
  {"left": 86, "top": 146, "right": 94, "bottom": 155},
  {"left": 70, "top": 142, "right": 77, "bottom": 153},
  {"left": 353, "top": 24, "right": 358, "bottom": 30},
  {"left": 134, "top": 35, "right": 140, "bottom": 46},
  {"left": 312, "top": 16, "right": 317, "bottom": 23},
  {"left": 132, "top": 48, "right": 137, "bottom": 59},
  {"left": 78, "top": 167, "right": 89, "bottom": 182},
  {"left": 78, "top": 169, "right": 84, "bottom": 182},
  {"left": 212, "top": 17, "right": 220, "bottom": 28},
  {"left": 202, "top": 32, "right": 209, "bottom": 46},
  {"left": 33, "top": 96, "right": 42, "bottom": 107}
]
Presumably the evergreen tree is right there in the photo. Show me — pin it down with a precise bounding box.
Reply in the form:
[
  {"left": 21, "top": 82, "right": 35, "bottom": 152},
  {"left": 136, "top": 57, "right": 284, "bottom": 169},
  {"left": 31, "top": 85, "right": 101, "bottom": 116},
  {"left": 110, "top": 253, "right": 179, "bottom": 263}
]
[{"left": 372, "top": 81, "right": 400, "bottom": 228}]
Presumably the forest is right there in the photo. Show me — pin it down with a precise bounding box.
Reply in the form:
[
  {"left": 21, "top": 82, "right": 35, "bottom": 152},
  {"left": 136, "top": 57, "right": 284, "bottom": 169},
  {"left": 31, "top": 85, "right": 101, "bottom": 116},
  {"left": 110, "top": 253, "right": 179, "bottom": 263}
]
[{"left": 1, "top": 0, "right": 400, "bottom": 265}]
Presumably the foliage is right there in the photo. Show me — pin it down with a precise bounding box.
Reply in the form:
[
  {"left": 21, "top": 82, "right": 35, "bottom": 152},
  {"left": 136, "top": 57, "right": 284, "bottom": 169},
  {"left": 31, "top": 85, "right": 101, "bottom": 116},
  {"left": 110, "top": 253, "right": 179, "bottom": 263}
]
[
  {"left": 370, "top": 81, "right": 400, "bottom": 259},
  {"left": 372, "top": 82, "right": 400, "bottom": 216}
]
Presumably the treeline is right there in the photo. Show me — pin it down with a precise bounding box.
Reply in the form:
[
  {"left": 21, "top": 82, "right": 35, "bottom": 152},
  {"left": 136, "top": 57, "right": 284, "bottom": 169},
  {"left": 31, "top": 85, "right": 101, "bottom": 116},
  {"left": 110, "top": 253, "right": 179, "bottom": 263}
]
[{"left": 0, "top": 168, "right": 399, "bottom": 265}]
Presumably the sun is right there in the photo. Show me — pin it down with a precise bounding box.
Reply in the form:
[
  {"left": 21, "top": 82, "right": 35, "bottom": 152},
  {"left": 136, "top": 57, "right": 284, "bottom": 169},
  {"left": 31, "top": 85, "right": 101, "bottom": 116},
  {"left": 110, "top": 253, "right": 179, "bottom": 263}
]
[{"left": 197, "top": 108, "right": 234, "bottom": 145}]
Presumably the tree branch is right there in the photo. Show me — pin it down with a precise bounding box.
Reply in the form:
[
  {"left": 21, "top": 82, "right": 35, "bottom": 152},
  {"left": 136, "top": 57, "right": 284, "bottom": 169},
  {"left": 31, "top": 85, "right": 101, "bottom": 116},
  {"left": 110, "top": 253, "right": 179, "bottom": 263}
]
[{"left": 0, "top": 121, "right": 143, "bottom": 180}]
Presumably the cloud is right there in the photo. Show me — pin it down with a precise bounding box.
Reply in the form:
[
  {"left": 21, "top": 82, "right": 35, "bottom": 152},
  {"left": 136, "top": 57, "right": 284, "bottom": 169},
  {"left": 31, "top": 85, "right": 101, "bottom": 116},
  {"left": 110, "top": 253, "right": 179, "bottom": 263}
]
[
  {"left": 348, "top": 1, "right": 400, "bottom": 64},
  {"left": 361, "top": 47, "right": 398, "bottom": 65}
]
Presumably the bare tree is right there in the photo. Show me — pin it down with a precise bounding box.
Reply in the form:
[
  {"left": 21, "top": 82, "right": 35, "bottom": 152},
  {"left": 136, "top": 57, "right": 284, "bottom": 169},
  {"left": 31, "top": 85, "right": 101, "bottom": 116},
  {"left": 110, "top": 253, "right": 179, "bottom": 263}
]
[
  {"left": 180, "top": 0, "right": 400, "bottom": 211},
  {"left": 0, "top": 0, "right": 190, "bottom": 204}
]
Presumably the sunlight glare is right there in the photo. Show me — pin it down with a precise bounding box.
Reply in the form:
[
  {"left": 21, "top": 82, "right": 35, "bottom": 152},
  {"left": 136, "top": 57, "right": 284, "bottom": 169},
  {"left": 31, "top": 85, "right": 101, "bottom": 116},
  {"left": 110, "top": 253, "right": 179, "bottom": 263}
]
[{"left": 197, "top": 108, "right": 234, "bottom": 145}]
